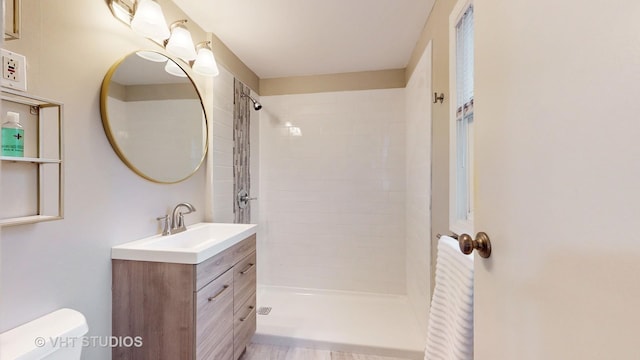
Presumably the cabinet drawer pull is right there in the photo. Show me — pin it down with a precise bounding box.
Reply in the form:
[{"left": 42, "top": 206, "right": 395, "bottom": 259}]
[
  {"left": 239, "top": 263, "right": 255, "bottom": 275},
  {"left": 239, "top": 306, "right": 255, "bottom": 322},
  {"left": 207, "top": 285, "right": 229, "bottom": 302}
]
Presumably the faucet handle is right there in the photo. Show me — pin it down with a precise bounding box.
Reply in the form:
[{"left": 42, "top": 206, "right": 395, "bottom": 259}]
[{"left": 156, "top": 215, "right": 171, "bottom": 236}]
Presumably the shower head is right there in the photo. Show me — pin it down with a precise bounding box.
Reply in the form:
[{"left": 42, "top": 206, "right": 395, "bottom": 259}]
[
  {"left": 241, "top": 93, "right": 262, "bottom": 111},
  {"left": 251, "top": 98, "right": 262, "bottom": 111}
]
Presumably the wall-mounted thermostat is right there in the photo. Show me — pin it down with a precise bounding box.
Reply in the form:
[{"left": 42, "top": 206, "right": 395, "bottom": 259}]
[{"left": 1, "top": 49, "right": 27, "bottom": 92}]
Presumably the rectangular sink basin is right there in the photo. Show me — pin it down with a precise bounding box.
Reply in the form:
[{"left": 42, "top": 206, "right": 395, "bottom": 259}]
[{"left": 111, "top": 222, "right": 257, "bottom": 264}]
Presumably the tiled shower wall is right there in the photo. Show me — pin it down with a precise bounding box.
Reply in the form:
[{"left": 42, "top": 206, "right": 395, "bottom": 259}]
[
  {"left": 207, "top": 67, "right": 260, "bottom": 224},
  {"left": 259, "top": 89, "right": 406, "bottom": 294},
  {"left": 405, "top": 43, "right": 433, "bottom": 338},
  {"left": 208, "top": 67, "right": 236, "bottom": 223}
]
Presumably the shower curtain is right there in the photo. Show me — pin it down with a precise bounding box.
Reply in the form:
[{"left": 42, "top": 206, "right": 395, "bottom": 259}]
[{"left": 233, "top": 79, "right": 251, "bottom": 224}]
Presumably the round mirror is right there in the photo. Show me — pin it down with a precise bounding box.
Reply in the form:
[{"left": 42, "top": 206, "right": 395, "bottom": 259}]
[{"left": 100, "top": 51, "right": 207, "bottom": 183}]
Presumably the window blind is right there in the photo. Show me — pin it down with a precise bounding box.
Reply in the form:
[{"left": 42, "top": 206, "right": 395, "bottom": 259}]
[
  {"left": 455, "top": 4, "right": 474, "bottom": 221},
  {"left": 456, "top": 5, "right": 474, "bottom": 113}
]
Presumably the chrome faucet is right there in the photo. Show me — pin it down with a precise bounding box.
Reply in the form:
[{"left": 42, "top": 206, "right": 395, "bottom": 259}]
[
  {"left": 157, "top": 202, "right": 196, "bottom": 236},
  {"left": 171, "top": 202, "right": 196, "bottom": 234}
]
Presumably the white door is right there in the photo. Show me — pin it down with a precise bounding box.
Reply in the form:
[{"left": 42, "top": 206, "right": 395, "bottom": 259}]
[{"left": 474, "top": 1, "right": 640, "bottom": 359}]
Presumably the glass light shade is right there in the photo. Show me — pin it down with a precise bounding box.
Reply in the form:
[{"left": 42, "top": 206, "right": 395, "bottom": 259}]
[
  {"left": 192, "top": 47, "right": 220, "bottom": 77},
  {"left": 136, "top": 50, "right": 168, "bottom": 63},
  {"left": 164, "top": 60, "right": 188, "bottom": 78},
  {"left": 109, "top": 0, "right": 133, "bottom": 25},
  {"left": 166, "top": 24, "right": 197, "bottom": 61},
  {"left": 130, "top": 0, "right": 170, "bottom": 40}
]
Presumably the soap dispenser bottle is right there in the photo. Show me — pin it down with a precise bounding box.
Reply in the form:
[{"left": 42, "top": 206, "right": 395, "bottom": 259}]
[{"left": 1, "top": 111, "right": 24, "bottom": 157}]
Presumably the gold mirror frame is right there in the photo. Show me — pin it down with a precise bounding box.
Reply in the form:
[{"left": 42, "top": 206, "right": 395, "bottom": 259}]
[{"left": 100, "top": 51, "right": 208, "bottom": 184}]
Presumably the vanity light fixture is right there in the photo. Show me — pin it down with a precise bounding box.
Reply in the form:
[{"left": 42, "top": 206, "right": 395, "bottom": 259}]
[
  {"left": 136, "top": 50, "right": 168, "bottom": 63},
  {"left": 165, "top": 20, "right": 197, "bottom": 61},
  {"left": 164, "top": 60, "right": 188, "bottom": 78},
  {"left": 130, "top": 0, "right": 170, "bottom": 40},
  {"left": 192, "top": 41, "right": 220, "bottom": 77},
  {"left": 108, "top": 0, "right": 135, "bottom": 25},
  {"left": 106, "top": 0, "right": 220, "bottom": 77}
]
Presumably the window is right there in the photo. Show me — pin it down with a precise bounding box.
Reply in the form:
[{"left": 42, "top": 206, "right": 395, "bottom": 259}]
[{"left": 449, "top": 0, "right": 474, "bottom": 235}]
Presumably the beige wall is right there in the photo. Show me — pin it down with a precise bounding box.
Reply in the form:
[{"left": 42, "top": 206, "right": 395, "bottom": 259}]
[
  {"left": 109, "top": 83, "right": 199, "bottom": 101},
  {"left": 260, "top": 69, "right": 405, "bottom": 95},
  {"left": 209, "top": 32, "right": 259, "bottom": 92}
]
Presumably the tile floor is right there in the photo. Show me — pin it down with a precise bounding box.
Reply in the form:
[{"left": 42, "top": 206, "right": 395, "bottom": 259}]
[{"left": 241, "top": 343, "right": 414, "bottom": 360}]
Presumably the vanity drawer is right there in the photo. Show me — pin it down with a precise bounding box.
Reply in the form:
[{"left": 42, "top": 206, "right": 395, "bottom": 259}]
[
  {"left": 195, "top": 234, "right": 256, "bottom": 291},
  {"left": 196, "top": 247, "right": 234, "bottom": 291},
  {"left": 196, "top": 269, "right": 234, "bottom": 360},
  {"left": 233, "top": 293, "right": 257, "bottom": 360},
  {"left": 233, "top": 251, "right": 256, "bottom": 314},
  {"left": 231, "top": 234, "right": 256, "bottom": 264}
]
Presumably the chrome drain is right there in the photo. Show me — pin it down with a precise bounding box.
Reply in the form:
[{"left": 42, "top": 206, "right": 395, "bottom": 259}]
[{"left": 257, "top": 307, "right": 272, "bottom": 315}]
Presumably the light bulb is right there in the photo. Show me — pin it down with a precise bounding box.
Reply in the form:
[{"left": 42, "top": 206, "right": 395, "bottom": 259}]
[{"left": 130, "top": 0, "right": 170, "bottom": 40}]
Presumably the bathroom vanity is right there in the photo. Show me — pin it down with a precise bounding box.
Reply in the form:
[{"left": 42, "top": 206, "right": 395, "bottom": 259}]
[{"left": 111, "top": 223, "right": 257, "bottom": 360}]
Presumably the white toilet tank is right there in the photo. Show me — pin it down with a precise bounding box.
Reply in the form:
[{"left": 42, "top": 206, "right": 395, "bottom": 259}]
[{"left": 0, "top": 308, "right": 88, "bottom": 360}]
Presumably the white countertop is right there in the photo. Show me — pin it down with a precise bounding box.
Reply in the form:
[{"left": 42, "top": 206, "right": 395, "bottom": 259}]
[{"left": 111, "top": 222, "right": 257, "bottom": 264}]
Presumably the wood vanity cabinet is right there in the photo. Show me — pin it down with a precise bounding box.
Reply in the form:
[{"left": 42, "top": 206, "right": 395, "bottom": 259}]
[
  {"left": 112, "top": 234, "right": 257, "bottom": 360},
  {"left": 232, "top": 250, "right": 257, "bottom": 359}
]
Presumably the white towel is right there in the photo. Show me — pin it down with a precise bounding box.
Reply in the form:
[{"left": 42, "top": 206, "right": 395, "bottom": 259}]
[{"left": 425, "top": 235, "right": 474, "bottom": 360}]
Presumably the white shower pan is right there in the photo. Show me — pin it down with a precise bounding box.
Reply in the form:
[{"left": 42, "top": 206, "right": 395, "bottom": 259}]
[{"left": 253, "top": 285, "right": 425, "bottom": 360}]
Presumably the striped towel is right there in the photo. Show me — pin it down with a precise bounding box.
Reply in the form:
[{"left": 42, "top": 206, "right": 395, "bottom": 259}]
[{"left": 425, "top": 235, "right": 474, "bottom": 360}]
